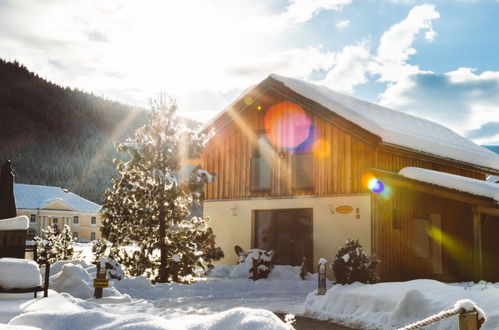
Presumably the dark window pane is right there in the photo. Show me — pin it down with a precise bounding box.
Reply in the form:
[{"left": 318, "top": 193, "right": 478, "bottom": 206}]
[
  {"left": 251, "top": 158, "right": 271, "bottom": 191},
  {"left": 292, "top": 154, "right": 313, "bottom": 189},
  {"left": 254, "top": 210, "right": 273, "bottom": 250}
]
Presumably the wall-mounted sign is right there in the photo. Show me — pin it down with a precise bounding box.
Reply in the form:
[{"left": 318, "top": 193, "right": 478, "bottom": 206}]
[{"left": 335, "top": 205, "right": 354, "bottom": 214}]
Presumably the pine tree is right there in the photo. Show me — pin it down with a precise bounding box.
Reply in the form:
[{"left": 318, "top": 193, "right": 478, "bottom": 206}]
[
  {"left": 332, "top": 239, "right": 379, "bottom": 284},
  {"left": 35, "top": 224, "right": 75, "bottom": 264},
  {"left": 101, "top": 95, "right": 223, "bottom": 283}
]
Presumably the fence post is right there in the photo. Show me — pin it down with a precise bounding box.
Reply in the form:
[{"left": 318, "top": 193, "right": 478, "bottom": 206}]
[
  {"left": 459, "top": 311, "right": 478, "bottom": 330},
  {"left": 317, "top": 258, "right": 327, "bottom": 295},
  {"left": 43, "top": 262, "right": 50, "bottom": 297}
]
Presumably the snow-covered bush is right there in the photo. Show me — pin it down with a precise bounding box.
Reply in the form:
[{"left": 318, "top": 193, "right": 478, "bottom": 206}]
[
  {"left": 35, "top": 224, "right": 75, "bottom": 264},
  {"left": 92, "top": 238, "right": 125, "bottom": 280},
  {"left": 102, "top": 95, "right": 223, "bottom": 283},
  {"left": 247, "top": 249, "right": 274, "bottom": 280},
  {"left": 332, "top": 239, "right": 379, "bottom": 284}
]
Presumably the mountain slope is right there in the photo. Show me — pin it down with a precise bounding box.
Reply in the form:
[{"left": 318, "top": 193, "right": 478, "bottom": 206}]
[
  {"left": 484, "top": 146, "right": 499, "bottom": 155},
  {"left": 0, "top": 59, "right": 147, "bottom": 203}
]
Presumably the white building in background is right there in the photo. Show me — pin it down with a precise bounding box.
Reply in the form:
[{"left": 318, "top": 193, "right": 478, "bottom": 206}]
[{"left": 14, "top": 183, "right": 102, "bottom": 242}]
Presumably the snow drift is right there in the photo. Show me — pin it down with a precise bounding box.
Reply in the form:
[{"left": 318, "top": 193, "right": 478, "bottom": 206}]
[{"left": 304, "top": 279, "right": 498, "bottom": 329}]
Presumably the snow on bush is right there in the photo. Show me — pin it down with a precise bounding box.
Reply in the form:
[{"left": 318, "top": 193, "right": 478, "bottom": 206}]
[
  {"left": 230, "top": 249, "right": 274, "bottom": 280},
  {"left": 91, "top": 239, "right": 125, "bottom": 280},
  {"left": 35, "top": 224, "right": 75, "bottom": 264},
  {"left": 332, "top": 239, "right": 379, "bottom": 284},
  {"left": 0, "top": 258, "right": 41, "bottom": 289}
]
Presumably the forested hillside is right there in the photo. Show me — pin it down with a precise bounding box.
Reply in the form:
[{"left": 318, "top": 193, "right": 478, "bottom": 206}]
[{"left": 0, "top": 59, "right": 202, "bottom": 203}]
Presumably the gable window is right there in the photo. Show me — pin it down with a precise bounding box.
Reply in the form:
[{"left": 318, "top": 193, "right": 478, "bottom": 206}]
[
  {"left": 73, "top": 216, "right": 79, "bottom": 224},
  {"left": 91, "top": 216, "right": 97, "bottom": 225},
  {"left": 250, "top": 132, "right": 272, "bottom": 191},
  {"left": 30, "top": 214, "right": 36, "bottom": 223},
  {"left": 291, "top": 153, "right": 313, "bottom": 189}
]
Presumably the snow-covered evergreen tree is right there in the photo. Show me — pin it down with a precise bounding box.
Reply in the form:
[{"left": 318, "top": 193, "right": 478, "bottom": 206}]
[
  {"left": 102, "top": 95, "right": 223, "bottom": 283},
  {"left": 332, "top": 239, "right": 379, "bottom": 284},
  {"left": 35, "top": 224, "right": 75, "bottom": 264}
]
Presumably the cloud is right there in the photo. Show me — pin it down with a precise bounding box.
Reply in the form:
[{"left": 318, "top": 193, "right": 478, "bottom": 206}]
[
  {"left": 336, "top": 19, "right": 350, "bottom": 29},
  {"left": 320, "top": 44, "right": 371, "bottom": 92},
  {"left": 252, "top": 0, "right": 352, "bottom": 31},
  {"left": 371, "top": 4, "right": 439, "bottom": 82},
  {"left": 466, "top": 122, "right": 499, "bottom": 140},
  {"left": 229, "top": 46, "right": 336, "bottom": 81}
]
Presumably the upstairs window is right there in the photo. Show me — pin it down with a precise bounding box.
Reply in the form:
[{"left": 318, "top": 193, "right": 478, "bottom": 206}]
[
  {"left": 52, "top": 218, "right": 58, "bottom": 224},
  {"left": 30, "top": 214, "right": 36, "bottom": 223},
  {"left": 73, "top": 216, "right": 79, "bottom": 224},
  {"left": 292, "top": 153, "right": 313, "bottom": 189},
  {"left": 251, "top": 133, "right": 272, "bottom": 191},
  {"left": 91, "top": 216, "right": 96, "bottom": 225}
]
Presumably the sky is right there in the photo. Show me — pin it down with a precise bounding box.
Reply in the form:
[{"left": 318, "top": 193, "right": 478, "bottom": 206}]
[{"left": 1, "top": 0, "right": 499, "bottom": 144}]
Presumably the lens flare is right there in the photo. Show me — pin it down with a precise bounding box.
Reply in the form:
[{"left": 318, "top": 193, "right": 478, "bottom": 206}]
[
  {"left": 312, "top": 139, "right": 331, "bottom": 159},
  {"left": 264, "top": 101, "right": 314, "bottom": 152},
  {"left": 363, "top": 174, "right": 385, "bottom": 194}
]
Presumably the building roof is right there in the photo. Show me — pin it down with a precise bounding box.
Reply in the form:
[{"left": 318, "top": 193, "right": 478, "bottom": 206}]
[
  {"left": 270, "top": 74, "right": 499, "bottom": 172},
  {"left": 399, "top": 167, "right": 499, "bottom": 203},
  {"left": 207, "top": 74, "right": 499, "bottom": 172},
  {"left": 14, "top": 184, "right": 101, "bottom": 212}
]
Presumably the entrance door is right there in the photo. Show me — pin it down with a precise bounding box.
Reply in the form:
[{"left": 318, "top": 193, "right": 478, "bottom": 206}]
[{"left": 253, "top": 209, "right": 313, "bottom": 269}]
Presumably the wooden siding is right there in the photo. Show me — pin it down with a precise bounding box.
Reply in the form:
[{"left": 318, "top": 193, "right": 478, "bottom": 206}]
[
  {"left": 203, "top": 91, "right": 487, "bottom": 200},
  {"left": 372, "top": 187, "right": 474, "bottom": 282}
]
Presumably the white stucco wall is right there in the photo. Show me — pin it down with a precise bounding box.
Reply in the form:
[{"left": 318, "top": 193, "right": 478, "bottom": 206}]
[{"left": 203, "top": 194, "right": 371, "bottom": 268}]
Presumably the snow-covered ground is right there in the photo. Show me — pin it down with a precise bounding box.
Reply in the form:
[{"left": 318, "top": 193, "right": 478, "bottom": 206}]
[
  {"left": 305, "top": 279, "right": 499, "bottom": 329},
  {"left": 0, "top": 259, "right": 316, "bottom": 329},
  {"left": 2, "top": 255, "right": 499, "bottom": 329}
]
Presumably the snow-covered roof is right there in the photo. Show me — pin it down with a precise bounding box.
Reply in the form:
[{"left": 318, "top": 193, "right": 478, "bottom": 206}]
[
  {"left": 270, "top": 74, "right": 499, "bottom": 171},
  {"left": 208, "top": 74, "right": 499, "bottom": 172},
  {"left": 399, "top": 167, "right": 499, "bottom": 202},
  {"left": 0, "top": 215, "right": 29, "bottom": 231},
  {"left": 14, "top": 184, "right": 101, "bottom": 212}
]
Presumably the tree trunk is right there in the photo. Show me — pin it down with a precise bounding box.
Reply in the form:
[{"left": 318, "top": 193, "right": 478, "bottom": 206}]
[{"left": 158, "top": 207, "right": 168, "bottom": 283}]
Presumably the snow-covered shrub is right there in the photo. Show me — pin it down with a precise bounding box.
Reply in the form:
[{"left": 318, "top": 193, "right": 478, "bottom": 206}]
[
  {"left": 247, "top": 249, "right": 274, "bottom": 280},
  {"left": 35, "top": 224, "right": 75, "bottom": 264},
  {"left": 332, "top": 239, "right": 379, "bottom": 284},
  {"left": 92, "top": 238, "right": 125, "bottom": 280}
]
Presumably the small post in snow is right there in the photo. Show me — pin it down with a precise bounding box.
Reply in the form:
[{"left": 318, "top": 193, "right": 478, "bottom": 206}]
[
  {"left": 458, "top": 311, "right": 479, "bottom": 330},
  {"left": 94, "top": 258, "right": 109, "bottom": 299},
  {"left": 317, "top": 258, "right": 328, "bottom": 295}
]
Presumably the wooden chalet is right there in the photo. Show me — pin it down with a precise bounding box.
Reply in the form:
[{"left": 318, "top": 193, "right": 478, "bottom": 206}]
[{"left": 201, "top": 74, "right": 499, "bottom": 282}]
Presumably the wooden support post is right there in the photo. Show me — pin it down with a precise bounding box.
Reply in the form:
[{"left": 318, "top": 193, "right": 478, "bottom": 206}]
[
  {"left": 317, "top": 259, "right": 327, "bottom": 295},
  {"left": 472, "top": 208, "right": 483, "bottom": 281},
  {"left": 94, "top": 263, "right": 104, "bottom": 298},
  {"left": 459, "top": 311, "right": 479, "bottom": 330},
  {"left": 43, "top": 262, "right": 50, "bottom": 297}
]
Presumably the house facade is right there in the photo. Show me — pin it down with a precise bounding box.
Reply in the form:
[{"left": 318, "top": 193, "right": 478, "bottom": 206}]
[
  {"left": 201, "top": 74, "right": 499, "bottom": 282},
  {"left": 14, "top": 184, "right": 102, "bottom": 242}
]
